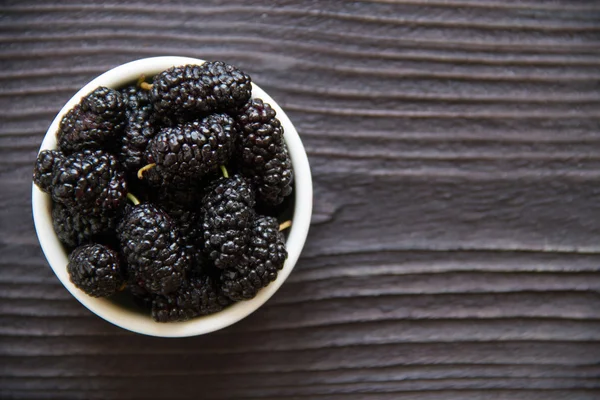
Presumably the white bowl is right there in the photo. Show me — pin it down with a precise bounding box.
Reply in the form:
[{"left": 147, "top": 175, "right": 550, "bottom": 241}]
[{"left": 31, "top": 56, "right": 312, "bottom": 337}]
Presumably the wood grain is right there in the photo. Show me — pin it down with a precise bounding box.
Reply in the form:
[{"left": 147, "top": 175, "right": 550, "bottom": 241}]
[{"left": 1, "top": 0, "right": 599, "bottom": 399}]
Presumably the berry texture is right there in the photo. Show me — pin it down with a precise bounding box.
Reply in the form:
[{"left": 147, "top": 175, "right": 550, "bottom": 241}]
[
  {"left": 57, "top": 87, "right": 126, "bottom": 154},
  {"left": 146, "top": 113, "right": 236, "bottom": 184},
  {"left": 120, "top": 85, "right": 151, "bottom": 109},
  {"left": 118, "top": 103, "right": 156, "bottom": 173},
  {"left": 200, "top": 61, "right": 253, "bottom": 111},
  {"left": 202, "top": 174, "right": 256, "bottom": 269},
  {"left": 165, "top": 205, "right": 202, "bottom": 246},
  {"left": 142, "top": 166, "right": 198, "bottom": 191},
  {"left": 52, "top": 203, "right": 116, "bottom": 249},
  {"left": 152, "top": 275, "right": 229, "bottom": 322},
  {"left": 221, "top": 216, "right": 287, "bottom": 301},
  {"left": 119, "top": 85, "right": 156, "bottom": 173},
  {"left": 67, "top": 244, "right": 124, "bottom": 298},
  {"left": 236, "top": 99, "right": 293, "bottom": 205},
  {"left": 170, "top": 206, "right": 204, "bottom": 273},
  {"left": 51, "top": 150, "right": 127, "bottom": 216},
  {"left": 155, "top": 190, "right": 204, "bottom": 270},
  {"left": 258, "top": 144, "right": 293, "bottom": 205},
  {"left": 151, "top": 62, "right": 251, "bottom": 120},
  {"left": 117, "top": 203, "right": 190, "bottom": 295},
  {"left": 33, "top": 150, "right": 64, "bottom": 193}
]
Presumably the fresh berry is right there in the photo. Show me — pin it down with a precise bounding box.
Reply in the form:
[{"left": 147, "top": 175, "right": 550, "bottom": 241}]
[
  {"left": 257, "top": 144, "right": 293, "bottom": 205},
  {"left": 142, "top": 166, "right": 197, "bottom": 191},
  {"left": 67, "top": 244, "right": 124, "bottom": 298},
  {"left": 150, "top": 62, "right": 251, "bottom": 120},
  {"left": 221, "top": 216, "right": 287, "bottom": 301},
  {"left": 236, "top": 99, "right": 293, "bottom": 205},
  {"left": 167, "top": 205, "right": 204, "bottom": 272},
  {"left": 33, "top": 150, "right": 64, "bottom": 193},
  {"left": 154, "top": 189, "right": 204, "bottom": 269},
  {"left": 118, "top": 85, "right": 156, "bottom": 173},
  {"left": 152, "top": 275, "right": 229, "bottom": 322},
  {"left": 145, "top": 113, "right": 236, "bottom": 184},
  {"left": 202, "top": 174, "right": 256, "bottom": 269},
  {"left": 118, "top": 103, "right": 156, "bottom": 173},
  {"left": 248, "top": 216, "right": 287, "bottom": 272},
  {"left": 51, "top": 150, "right": 127, "bottom": 216},
  {"left": 57, "top": 87, "right": 126, "bottom": 154},
  {"left": 52, "top": 203, "right": 117, "bottom": 249},
  {"left": 117, "top": 203, "right": 190, "bottom": 295},
  {"left": 199, "top": 61, "right": 253, "bottom": 111},
  {"left": 164, "top": 205, "right": 202, "bottom": 245},
  {"left": 120, "top": 85, "right": 151, "bottom": 109}
]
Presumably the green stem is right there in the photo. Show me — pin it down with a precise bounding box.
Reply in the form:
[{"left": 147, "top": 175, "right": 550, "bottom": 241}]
[
  {"left": 127, "top": 193, "right": 141, "bottom": 206},
  {"left": 220, "top": 165, "right": 229, "bottom": 178}
]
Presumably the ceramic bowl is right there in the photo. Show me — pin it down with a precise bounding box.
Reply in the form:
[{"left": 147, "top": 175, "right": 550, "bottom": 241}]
[{"left": 31, "top": 56, "right": 312, "bottom": 337}]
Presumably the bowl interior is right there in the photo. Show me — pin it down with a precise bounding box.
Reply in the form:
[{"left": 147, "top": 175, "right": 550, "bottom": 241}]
[{"left": 31, "top": 56, "right": 312, "bottom": 337}]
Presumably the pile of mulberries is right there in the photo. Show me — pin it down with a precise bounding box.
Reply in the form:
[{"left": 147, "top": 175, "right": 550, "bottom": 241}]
[{"left": 33, "top": 61, "right": 294, "bottom": 323}]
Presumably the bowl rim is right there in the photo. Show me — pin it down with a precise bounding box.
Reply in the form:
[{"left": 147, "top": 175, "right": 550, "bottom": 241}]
[{"left": 31, "top": 56, "right": 313, "bottom": 337}]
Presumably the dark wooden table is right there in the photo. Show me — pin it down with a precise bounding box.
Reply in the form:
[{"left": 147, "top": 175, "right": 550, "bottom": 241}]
[{"left": 2, "top": 1, "right": 600, "bottom": 399}]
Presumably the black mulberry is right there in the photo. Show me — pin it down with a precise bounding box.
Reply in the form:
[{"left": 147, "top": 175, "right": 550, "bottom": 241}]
[
  {"left": 152, "top": 275, "right": 229, "bottom": 322},
  {"left": 155, "top": 190, "right": 204, "bottom": 270},
  {"left": 221, "top": 216, "right": 287, "bottom": 301},
  {"left": 52, "top": 203, "right": 117, "bottom": 249},
  {"left": 57, "top": 87, "right": 126, "bottom": 153},
  {"left": 150, "top": 62, "right": 251, "bottom": 120},
  {"left": 164, "top": 205, "right": 202, "bottom": 246},
  {"left": 236, "top": 99, "right": 293, "bottom": 205},
  {"left": 117, "top": 203, "right": 190, "bottom": 295},
  {"left": 200, "top": 61, "right": 253, "bottom": 111},
  {"left": 67, "top": 244, "right": 124, "bottom": 298},
  {"left": 202, "top": 174, "right": 255, "bottom": 269},
  {"left": 118, "top": 103, "right": 156, "bottom": 173},
  {"left": 51, "top": 150, "right": 127, "bottom": 216},
  {"left": 120, "top": 85, "right": 151, "bottom": 110},
  {"left": 33, "top": 150, "right": 64, "bottom": 193},
  {"left": 145, "top": 113, "right": 236, "bottom": 184}
]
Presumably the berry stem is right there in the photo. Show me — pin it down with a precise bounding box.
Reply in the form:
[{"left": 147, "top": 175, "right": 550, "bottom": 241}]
[
  {"left": 137, "top": 163, "right": 156, "bottom": 180},
  {"left": 136, "top": 74, "right": 147, "bottom": 88},
  {"left": 127, "top": 193, "right": 141, "bottom": 206},
  {"left": 220, "top": 165, "right": 229, "bottom": 178},
  {"left": 139, "top": 82, "right": 153, "bottom": 90},
  {"left": 279, "top": 220, "right": 292, "bottom": 231}
]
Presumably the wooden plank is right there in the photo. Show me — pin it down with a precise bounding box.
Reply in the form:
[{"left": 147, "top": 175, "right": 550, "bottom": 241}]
[{"left": 1, "top": 0, "right": 599, "bottom": 398}]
